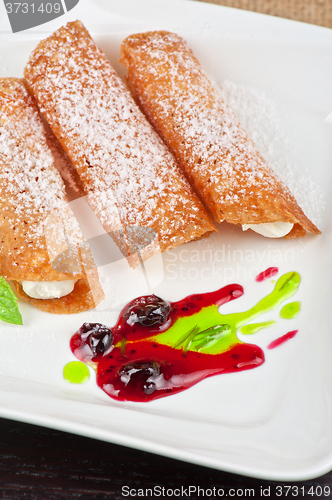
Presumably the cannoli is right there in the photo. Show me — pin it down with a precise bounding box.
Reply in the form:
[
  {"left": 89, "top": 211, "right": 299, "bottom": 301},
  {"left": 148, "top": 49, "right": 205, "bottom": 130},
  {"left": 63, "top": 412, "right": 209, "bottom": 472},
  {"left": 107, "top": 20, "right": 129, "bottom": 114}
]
[
  {"left": 24, "top": 21, "right": 216, "bottom": 267},
  {"left": 0, "top": 78, "right": 104, "bottom": 313},
  {"left": 120, "top": 31, "right": 320, "bottom": 238}
]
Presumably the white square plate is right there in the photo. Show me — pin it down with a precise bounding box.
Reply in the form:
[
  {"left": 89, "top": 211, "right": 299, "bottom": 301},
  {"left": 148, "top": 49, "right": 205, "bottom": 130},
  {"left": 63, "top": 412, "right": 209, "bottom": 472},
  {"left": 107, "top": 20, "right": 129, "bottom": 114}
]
[{"left": 0, "top": 0, "right": 331, "bottom": 480}]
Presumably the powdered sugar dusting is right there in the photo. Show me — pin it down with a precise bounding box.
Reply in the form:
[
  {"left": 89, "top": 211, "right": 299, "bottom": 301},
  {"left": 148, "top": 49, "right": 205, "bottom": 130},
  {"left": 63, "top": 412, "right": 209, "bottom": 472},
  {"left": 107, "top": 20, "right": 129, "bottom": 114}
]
[
  {"left": 219, "top": 80, "right": 324, "bottom": 226},
  {"left": 0, "top": 82, "right": 64, "bottom": 237},
  {"left": 0, "top": 78, "right": 85, "bottom": 279},
  {"left": 120, "top": 31, "right": 320, "bottom": 235},
  {"left": 24, "top": 22, "right": 214, "bottom": 259}
]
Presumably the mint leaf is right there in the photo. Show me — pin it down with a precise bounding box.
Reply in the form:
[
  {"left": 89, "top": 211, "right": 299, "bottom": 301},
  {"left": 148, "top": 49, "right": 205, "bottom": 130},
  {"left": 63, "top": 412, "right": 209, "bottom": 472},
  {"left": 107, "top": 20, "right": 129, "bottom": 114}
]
[{"left": 0, "top": 277, "right": 23, "bottom": 325}]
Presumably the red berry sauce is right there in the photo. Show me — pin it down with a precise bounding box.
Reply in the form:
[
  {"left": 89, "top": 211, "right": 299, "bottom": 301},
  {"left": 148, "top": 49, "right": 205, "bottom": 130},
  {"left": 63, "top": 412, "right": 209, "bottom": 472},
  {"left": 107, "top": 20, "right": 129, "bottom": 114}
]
[
  {"left": 255, "top": 267, "right": 279, "bottom": 282},
  {"left": 70, "top": 284, "right": 265, "bottom": 402}
]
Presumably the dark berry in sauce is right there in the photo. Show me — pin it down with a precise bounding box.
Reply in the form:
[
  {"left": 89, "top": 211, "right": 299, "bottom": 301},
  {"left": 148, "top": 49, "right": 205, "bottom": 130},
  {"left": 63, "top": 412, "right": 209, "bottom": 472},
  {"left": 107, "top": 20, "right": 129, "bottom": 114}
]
[
  {"left": 80, "top": 323, "right": 113, "bottom": 356},
  {"left": 119, "top": 360, "right": 161, "bottom": 395},
  {"left": 124, "top": 295, "right": 170, "bottom": 327}
]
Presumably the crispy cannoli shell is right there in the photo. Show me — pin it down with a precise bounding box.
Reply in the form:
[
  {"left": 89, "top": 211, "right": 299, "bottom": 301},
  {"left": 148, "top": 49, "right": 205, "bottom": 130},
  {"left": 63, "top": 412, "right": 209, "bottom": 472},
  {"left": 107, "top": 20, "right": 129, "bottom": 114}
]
[
  {"left": 0, "top": 78, "right": 103, "bottom": 313},
  {"left": 24, "top": 21, "right": 216, "bottom": 267},
  {"left": 120, "top": 31, "right": 320, "bottom": 238}
]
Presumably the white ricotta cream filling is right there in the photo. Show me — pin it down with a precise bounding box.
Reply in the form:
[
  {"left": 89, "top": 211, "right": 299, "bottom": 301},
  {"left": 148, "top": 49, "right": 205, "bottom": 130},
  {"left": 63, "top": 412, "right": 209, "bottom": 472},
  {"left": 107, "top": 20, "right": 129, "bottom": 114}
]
[
  {"left": 22, "top": 280, "right": 77, "bottom": 299},
  {"left": 242, "top": 222, "right": 294, "bottom": 238}
]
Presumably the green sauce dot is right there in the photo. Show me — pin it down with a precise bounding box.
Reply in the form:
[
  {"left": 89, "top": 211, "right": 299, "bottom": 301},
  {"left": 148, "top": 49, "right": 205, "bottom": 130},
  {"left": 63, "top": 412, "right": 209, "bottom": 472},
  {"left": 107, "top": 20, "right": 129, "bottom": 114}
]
[
  {"left": 280, "top": 301, "right": 301, "bottom": 319},
  {"left": 63, "top": 361, "right": 90, "bottom": 384}
]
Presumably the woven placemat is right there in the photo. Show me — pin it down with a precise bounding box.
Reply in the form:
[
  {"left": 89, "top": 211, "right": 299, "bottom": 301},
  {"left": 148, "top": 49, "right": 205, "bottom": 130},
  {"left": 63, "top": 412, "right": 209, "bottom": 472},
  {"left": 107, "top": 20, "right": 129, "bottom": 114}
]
[{"left": 196, "top": 0, "right": 332, "bottom": 28}]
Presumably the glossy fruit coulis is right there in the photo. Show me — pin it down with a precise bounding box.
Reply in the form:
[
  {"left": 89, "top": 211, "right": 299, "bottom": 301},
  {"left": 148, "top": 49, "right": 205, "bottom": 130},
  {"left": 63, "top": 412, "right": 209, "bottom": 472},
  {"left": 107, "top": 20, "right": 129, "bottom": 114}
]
[
  {"left": 255, "top": 267, "right": 279, "bottom": 282},
  {"left": 267, "top": 330, "right": 298, "bottom": 349},
  {"left": 69, "top": 269, "right": 301, "bottom": 402}
]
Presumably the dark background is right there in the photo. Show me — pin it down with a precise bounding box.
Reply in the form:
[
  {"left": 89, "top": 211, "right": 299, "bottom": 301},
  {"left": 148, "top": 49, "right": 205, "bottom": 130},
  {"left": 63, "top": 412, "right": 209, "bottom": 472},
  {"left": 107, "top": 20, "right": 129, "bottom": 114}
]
[{"left": 0, "top": 418, "right": 331, "bottom": 500}]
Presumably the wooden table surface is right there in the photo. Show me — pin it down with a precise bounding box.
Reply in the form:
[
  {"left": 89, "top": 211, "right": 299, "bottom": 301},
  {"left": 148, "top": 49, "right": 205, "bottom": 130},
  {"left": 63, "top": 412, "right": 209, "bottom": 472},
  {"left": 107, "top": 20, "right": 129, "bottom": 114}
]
[{"left": 1, "top": 1, "right": 331, "bottom": 498}]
